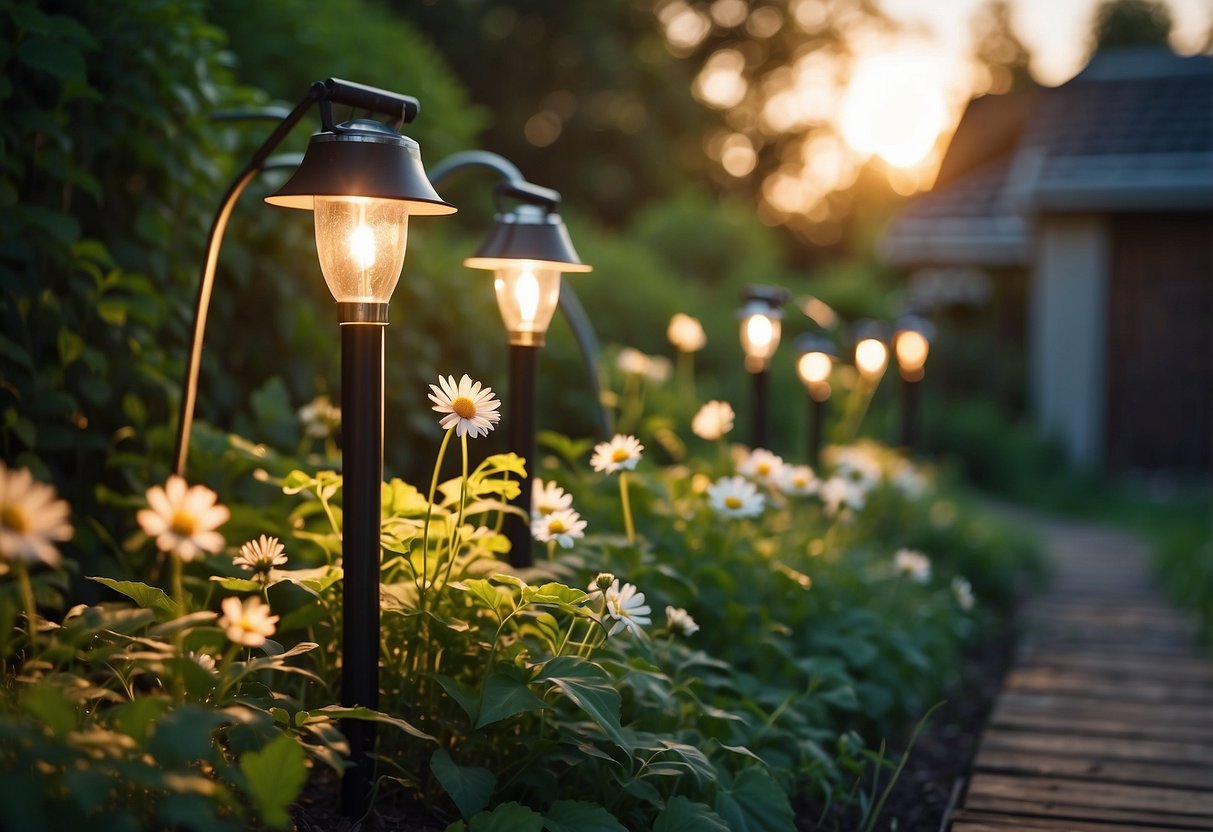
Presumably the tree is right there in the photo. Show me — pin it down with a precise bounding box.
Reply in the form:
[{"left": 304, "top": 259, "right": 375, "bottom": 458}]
[
  {"left": 970, "top": 0, "right": 1034, "bottom": 94},
  {"left": 1088, "top": 0, "right": 1173, "bottom": 55}
]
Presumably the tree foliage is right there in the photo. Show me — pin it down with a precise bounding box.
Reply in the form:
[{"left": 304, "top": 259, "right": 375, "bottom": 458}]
[
  {"left": 1088, "top": 0, "right": 1173, "bottom": 55},
  {"left": 970, "top": 0, "right": 1034, "bottom": 94}
]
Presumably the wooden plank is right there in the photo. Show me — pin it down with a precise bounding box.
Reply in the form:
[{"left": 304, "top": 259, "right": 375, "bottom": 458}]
[
  {"left": 995, "top": 692, "right": 1213, "bottom": 729},
  {"left": 1003, "top": 668, "right": 1213, "bottom": 705},
  {"left": 961, "top": 793, "right": 1213, "bottom": 829},
  {"left": 951, "top": 808, "right": 1185, "bottom": 831},
  {"left": 1014, "top": 651, "right": 1213, "bottom": 684},
  {"left": 989, "top": 704, "right": 1213, "bottom": 743},
  {"left": 977, "top": 728, "right": 1213, "bottom": 766},
  {"left": 966, "top": 773, "right": 1213, "bottom": 817},
  {"left": 973, "top": 747, "right": 1213, "bottom": 790}
]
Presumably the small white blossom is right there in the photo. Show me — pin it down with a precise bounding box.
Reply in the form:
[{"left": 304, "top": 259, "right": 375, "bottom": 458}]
[
  {"left": 428, "top": 374, "right": 501, "bottom": 439},
  {"left": 890, "top": 458, "right": 928, "bottom": 499},
  {"left": 830, "top": 444, "right": 883, "bottom": 490},
  {"left": 707, "top": 475, "right": 765, "bottom": 519},
  {"left": 137, "top": 476, "right": 229, "bottom": 562},
  {"left": 738, "top": 448, "right": 784, "bottom": 487},
  {"left": 644, "top": 355, "right": 672, "bottom": 383},
  {"left": 616, "top": 347, "right": 650, "bottom": 376},
  {"left": 603, "top": 580, "right": 651, "bottom": 637},
  {"left": 531, "top": 508, "right": 586, "bottom": 549},
  {"left": 233, "top": 534, "right": 287, "bottom": 574},
  {"left": 298, "top": 395, "right": 341, "bottom": 440},
  {"left": 667, "top": 313, "right": 706, "bottom": 353},
  {"left": 587, "top": 572, "right": 617, "bottom": 597},
  {"left": 952, "top": 576, "right": 975, "bottom": 611},
  {"left": 189, "top": 651, "right": 217, "bottom": 673},
  {"left": 219, "top": 596, "right": 279, "bottom": 648},
  {"left": 0, "top": 462, "right": 72, "bottom": 568},
  {"left": 777, "top": 464, "right": 818, "bottom": 497},
  {"left": 532, "top": 479, "right": 574, "bottom": 518},
  {"left": 665, "top": 606, "right": 699, "bottom": 636},
  {"left": 590, "top": 434, "right": 644, "bottom": 475},
  {"left": 819, "top": 476, "right": 867, "bottom": 517},
  {"left": 691, "top": 400, "right": 735, "bottom": 441},
  {"left": 894, "top": 549, "right": 932, "bottom": 583}
]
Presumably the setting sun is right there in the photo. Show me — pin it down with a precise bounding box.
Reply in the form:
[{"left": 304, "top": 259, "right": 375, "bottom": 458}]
[{"left": 839, "top": 49, "right": 950, "bottom": 169}]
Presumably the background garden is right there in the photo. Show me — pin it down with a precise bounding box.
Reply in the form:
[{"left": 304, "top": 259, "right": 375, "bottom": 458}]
[{"left": 0, "top": 0, "right": 1208, "bottom": 830}]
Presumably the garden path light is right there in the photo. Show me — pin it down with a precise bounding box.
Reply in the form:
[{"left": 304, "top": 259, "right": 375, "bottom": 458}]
[
  {"left": 796, "top": 333, "right": 836, "bottom": 467},
  {"left": 893, "top": 315, "right": 935, "bottom": 451},
  {"left": 738, "top": 285, "right": 789, "bottom": 450}
]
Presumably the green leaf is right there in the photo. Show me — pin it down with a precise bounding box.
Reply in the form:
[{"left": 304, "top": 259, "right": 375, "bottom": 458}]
[
  {"left": 431, "top": 747, "right": 495, "bottom": 820},
  {"left": 458, "top": 578, "right": 512, "bottom": 622},
  {"left": 468, "top": 802, "right": 542, "bottom": 832},
  {"left": 88, "top": 577, "right": 180, "bottom": 619},
  {"left": 543, "top": 800, "right": 626, "bottom": 832},
  {"left": 210, "top": 576, "right": 264, "bottom": 593},
  {"left": 522, "top": 582, "right": 589, "bottom": 609},
  {"left": 714, "top": 767, "right": 794, "bottom": 832},
  {"left": 475, "top": 673, "right": 551, "bottom": 729},
  {"left": 304, "top": 705, "right": 434, "bottom": 742},
  {"left": 534, "top": 657, "right": 626, "bottom": 749},
  {"left": 434, "top": 674, "right": 479, "bottom": 724},
  {"left": 21, "top": 681, "right": 76, "bottom": 739},
  {"left": 148, "top": 704, "right": 230, "bottom": 767},
  {"left": 18, "top": 35, "right": 86, "bottom": 83},
  {"left": 653, "top": 796, "right": 730, "bottom": 832},
  {"left": 240, "top": 734, "right": 308, "bottom": 830}
]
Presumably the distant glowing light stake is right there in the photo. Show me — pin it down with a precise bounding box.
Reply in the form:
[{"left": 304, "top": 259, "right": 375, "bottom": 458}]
[{"left": 738, "top": 285, "right": 788, "bottom": 450}]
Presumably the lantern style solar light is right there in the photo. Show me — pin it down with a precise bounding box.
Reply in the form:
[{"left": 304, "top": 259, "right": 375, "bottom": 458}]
[
  {"left": 893, "top": 315, "right": 935, "bottom": 450},
  {"left": 265, "top": 84, "right": 456, "bottom": 818},
  {"left": 795, "top": 334, "right": 836, "bottom": 466},
  {"left": 465, "top": 182, "right": 591, "bottom": 567},
  {"left": 738, "top": 285, "right": 789, "bottom": 450},
  {"left": 853, "top": 321, "right": 890, "bottom": 384}
]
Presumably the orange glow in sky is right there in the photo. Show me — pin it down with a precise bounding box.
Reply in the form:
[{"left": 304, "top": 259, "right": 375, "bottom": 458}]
[{"left": 838, "top": 49, "right": 951, "bottom": 168}]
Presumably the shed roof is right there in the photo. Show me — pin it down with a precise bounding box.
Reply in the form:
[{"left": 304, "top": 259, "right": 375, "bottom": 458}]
[{"left": 882, "top": 47, "right": 1213, "bottom": 267}]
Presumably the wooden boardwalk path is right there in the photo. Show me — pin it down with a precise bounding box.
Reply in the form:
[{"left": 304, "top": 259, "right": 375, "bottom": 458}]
[{"left": 947, "top": 512, "right": 1213, "bottom": 831}]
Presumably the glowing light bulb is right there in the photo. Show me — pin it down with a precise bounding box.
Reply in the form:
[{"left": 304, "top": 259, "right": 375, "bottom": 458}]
[
  {"left": 895, "top": 330, "right": 929, "bottom": 378},
  {"left": 515, "top": 269, "right": 540, "bottom": 324},
  {"left": 855, "top": 338, "right": 888, "bottom": 380},
  {"left": 746, "top": 315, "right": 773, "bottom": 350},
  {"left": 798, "top": 352, "right": 832, "bottom": 385},
  {"left": 349, "top": 225, "right": 376, "bottom": 270}
]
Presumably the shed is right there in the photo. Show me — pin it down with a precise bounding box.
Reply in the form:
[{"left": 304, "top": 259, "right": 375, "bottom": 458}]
[{"left": 881, "top": 47, "right": 1213, "bottom": 472}]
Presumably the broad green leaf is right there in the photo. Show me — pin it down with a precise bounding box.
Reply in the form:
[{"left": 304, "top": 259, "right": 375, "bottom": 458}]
[
  {"left": 209, "top": 576, "right": 263, "bottom": 593},
  {"left": 652, "top": 796, "right": 730, "bottom": 832},
  {"left": 458, "top": 578, "right": 512, "bottom": 621},
  {"left": 468, "top": 802, "right": 542, "bottom": 832},
  {"left": 148, "top": 704, "right": 230, "bottom": 767},
  {"left": 714, "top": 767, "right": 795, "bottom": 832},
  {"left": 240, "top": 734, "right": 307, "bottom": 830},
  {"left": 522, "top": 583, "right": 589, "bottom": 609},
  {"left": 433, "top": 674, "right": 479, "bottom": 724},
  {"left": 88, "top": 577, "right": 179, "bottom": 619},
  {"left": 475, "top": 673, "right": 551, "bottom": 728},
  {"left": 21, "top": 681, "right": 76, "bottom": 738},
  {"left": 431, "top": 747, "right": 495, "bottom": 820},
  {"left": 18, "top": 36, "right": 86, "bottom": 83},
  {"left": 534, "top": 657, "right": 626, "bottom": 749},
  {"left": 543, "top": 800, "right": 626, "bottom": 832}
]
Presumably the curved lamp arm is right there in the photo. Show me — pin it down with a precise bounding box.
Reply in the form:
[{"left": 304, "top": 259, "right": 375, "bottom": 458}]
[
  {"left": 427, "top": 150, "right": 612, "bottom": 439},
  {"left": 172, "top": 79, "right": 421, "bottom": 477}
]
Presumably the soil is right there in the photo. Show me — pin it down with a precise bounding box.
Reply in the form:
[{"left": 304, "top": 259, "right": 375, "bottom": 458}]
[{"left": 291, "top": 630, "right": 1016, "bottom": 832}]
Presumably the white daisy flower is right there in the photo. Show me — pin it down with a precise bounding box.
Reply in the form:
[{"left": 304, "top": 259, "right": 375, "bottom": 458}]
[
  {"left": 532, "top": 479, "right": 573, "bottom": 518},
  {"left": 428, "top": 374, "right": 502, "bottom": 439},
  {"left": 777, "top": 464, "right": 818, "bottom": 497},
  {"left": 603, "top": 580, "right": 651, "bottom": 637},
  {"left": 233, "top": 534, "right": 287, "bottom": 574},
  {"left": 738, "top": 448, "right": 784, "bottom": 486},
  {"left": 297, "top": 394, "right": 341, "bottom": 440},
  {"left": 219, "top": 596, "right": 279, "bottom": 648},
  {"left": 819, "top": 476, "right": 866, "bottom": 517},
  {"left": 644, "top": 355, "right": 672, "bottom": 383},
  {"left": 707, "top": 475, "right": 765, "bottom": 519},
  {"left": 137, "top": 476, "right": 229, "bottom": 562},
  {"left": 590, "top": 434, "right": 644, "bottom": 475},
  {"left": 189, "top": 651, "right": 217, "bottom": 673},
  {"left": 0, "top": 462, "right": 72, "bottom": 568},
  {"left": 691, "top": 400, "right": 735, "bottom": 441},
  {"left": 531, "top": 508, "right": 587, "bottom": 549},
  {"left": 665, "top": 606, "right": 699, "bottom": 637},
  {"left": 830, "top": 445, "right": 883, "bottom": 490},
  {"left": 894, "top": 548, "right": 932, "bottom": 583},
  {"left": 587, "top": 572, "right": 617, "bottom": 597},
  {"left": 616, "top": 347, "right": 650, "bottom": 377},
  {"left": 667, "top": 313, "right": 706, "bottom": 353},
  {"left": 952, "top": 576, "right": 975, "bottom": 611},
  {"left": 890, "top": 459, "right": 928, "bottom": 499}
]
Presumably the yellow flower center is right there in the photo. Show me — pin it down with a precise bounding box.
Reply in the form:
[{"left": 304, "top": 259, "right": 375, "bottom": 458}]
[
  {"left": 170, "top": 510, "right": 197, "bottom": 538},
  {"left": 757, "top": 463, "right": 770, "bottom": 475},
  {"left": 451, "top": 397, "right": 477, "bottom": 419},
  {"left": 611, "top": 448, "right": 631, "bottom": 463},
  {"left": 0, "top": 505, "right": 28, "bottom": 533},
  {"left": 549, "top": 519, "right": 566, "bottom": 534},
  {"left": 724, "top": 496, "right": 743, "bottom": 509}
]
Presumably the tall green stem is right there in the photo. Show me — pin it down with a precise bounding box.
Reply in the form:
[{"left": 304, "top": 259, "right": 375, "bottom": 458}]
[
  {"left": 419, "top": 427, "right": 455, "bottom": 606},
  {"left": 440, "top": 433, "right": 469, "bottom": 590},
  {"left": 171, "top": 553, "right": 185, "bottom": 612},
  {"left": 14, "top": 560, "right": 37, "bottom": 656},
  {"left": 619, "top": 472, "right": 635, "bottom": 545}
]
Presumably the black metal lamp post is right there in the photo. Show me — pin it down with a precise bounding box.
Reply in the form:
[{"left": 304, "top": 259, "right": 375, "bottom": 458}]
[
  {"left": 738, "top": 285, "right": 788, "bottom": 450},
  {"left": 464, "top": 183, "right": 591, "bottom": 568},
  {"left": 265, "top": 98, "right": 456, "bottom": 818},
  {"left": 795, "top": 334, "right": 835, "bottom": 467},
  {"left": 893, "top": 315, "right": 934, "bottom": 451}
]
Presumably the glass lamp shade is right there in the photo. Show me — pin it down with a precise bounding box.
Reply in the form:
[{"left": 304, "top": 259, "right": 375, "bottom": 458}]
[
  {"left": 855, "top": 338, "right": 889, "bottom": 381},
  {"left": 740, "top": 309, "right": 781, "bottom": 372},
  {"left": 894, "top": 329, "right": 930, "bottom": 380},
  {"left": 492, "top": 261, "right": 562, "bottom": 346},
  {"left": 798, "top": 351, "right": 833, "bottom": 386},
  {"left": 314, "top": 196, "right": 409, "bottom": 304}
]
